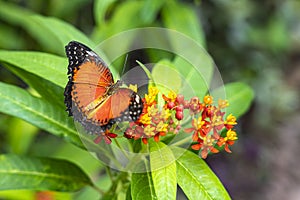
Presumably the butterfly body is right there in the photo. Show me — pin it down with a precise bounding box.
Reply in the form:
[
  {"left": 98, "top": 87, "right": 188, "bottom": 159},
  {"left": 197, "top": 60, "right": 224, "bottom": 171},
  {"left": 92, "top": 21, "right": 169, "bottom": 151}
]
[{"left": 64, "top": 41, "right": 143, "bottom": 134}]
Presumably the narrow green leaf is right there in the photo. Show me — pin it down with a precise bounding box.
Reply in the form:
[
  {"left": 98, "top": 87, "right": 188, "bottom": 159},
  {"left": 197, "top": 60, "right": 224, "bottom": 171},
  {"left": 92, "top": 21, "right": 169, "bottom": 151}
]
[
  {"left": 172, "top": 147, "right": 231, "bottom": 200},
  {"left": 162, "top": 1, "right": 206, "bottom": 46},
  {"left": 0, "top": 82, "right": 83, "bottom": 148},
  {"left": 0, "top": 50, "right": 67, "bottom": 88},
  {"left": 0, "top": 154, "right": 92, "bottom": 191},
  {"left": 149, "top": 142, "right": 177, "bottom": 200},
  {"left": 211, "top": 82, "right": 254, "bottom": 118}
]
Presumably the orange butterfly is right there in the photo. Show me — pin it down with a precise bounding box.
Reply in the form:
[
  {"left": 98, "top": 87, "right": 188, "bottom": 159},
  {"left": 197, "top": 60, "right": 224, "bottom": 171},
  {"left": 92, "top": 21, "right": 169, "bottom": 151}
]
[{"left": 64, "top": 41, "right": 143, "bottom": 134}]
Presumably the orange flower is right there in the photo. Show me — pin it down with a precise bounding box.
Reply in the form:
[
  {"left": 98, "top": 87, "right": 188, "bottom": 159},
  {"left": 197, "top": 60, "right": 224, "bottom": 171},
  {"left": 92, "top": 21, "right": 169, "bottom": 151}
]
[
  {"left": 191, "top": 135, "right": 219, "bottom": 159},
  {"left": 218, "top": 99, "right": 229, "bottom": 109},
  {"left": 224, "top": 114, "right": 237, "bottom": 129},
  {"left": 203, "top": 95, "right": 213, "bottom": 105},
  {"left": 217, "top": 129, "right": 238, "bottom": 153}
]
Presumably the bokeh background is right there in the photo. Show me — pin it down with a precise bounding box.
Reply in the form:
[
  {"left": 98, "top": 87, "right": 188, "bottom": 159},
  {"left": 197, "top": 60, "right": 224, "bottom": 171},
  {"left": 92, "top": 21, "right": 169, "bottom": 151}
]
[{"left": 0, "top": 0, "right": 300, "bottom": 199}]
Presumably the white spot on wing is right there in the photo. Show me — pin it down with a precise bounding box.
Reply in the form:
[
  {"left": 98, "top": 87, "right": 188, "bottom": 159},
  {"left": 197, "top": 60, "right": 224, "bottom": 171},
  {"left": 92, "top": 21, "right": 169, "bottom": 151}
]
[{"left": 135, "top": 95, "right": 140, "bottom": 103}]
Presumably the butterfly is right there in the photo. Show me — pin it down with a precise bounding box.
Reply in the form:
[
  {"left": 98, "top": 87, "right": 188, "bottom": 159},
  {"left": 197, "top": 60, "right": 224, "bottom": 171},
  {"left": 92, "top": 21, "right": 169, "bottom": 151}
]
[{"left": 64, "top": 41, "right": 143, "bottom": 134}]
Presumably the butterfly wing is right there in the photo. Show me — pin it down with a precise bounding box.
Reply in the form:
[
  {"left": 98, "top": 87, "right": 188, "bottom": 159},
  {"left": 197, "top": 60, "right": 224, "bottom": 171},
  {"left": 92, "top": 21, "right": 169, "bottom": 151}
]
[
  {"left": 64, "top": 41, "right": 143, "bottom": 134},
  {"left": 64, "top": 41, "right": 114, "bottom": 129},
  {"left": 90, "top": 88, "right": 143, "bottom": 125}
]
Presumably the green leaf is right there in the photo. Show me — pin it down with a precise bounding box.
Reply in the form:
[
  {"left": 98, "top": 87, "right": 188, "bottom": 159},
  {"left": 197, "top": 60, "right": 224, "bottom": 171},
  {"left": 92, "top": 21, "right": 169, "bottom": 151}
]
[
  {"left": 152, "top": 59, "right": 182, "bottom": 94},
  {"left": 0, "top": 82, "right": 83, "bottom": 148},
  {"left": 0, "top": 24, "right": 26, "bottom": 49},
  {"left": 4, "top": 64, "right": 65, "bottom": 109},
  {"left": 7, "top": 118, "right": 38, "bottom": 155},
  {"left": 211, "top": 82, "right": 254, "bottom": 118},
  {"left": 93, "top": 1, "right": 144, "bottom": 42},
  {"left": 131, "top": 172, "right": 157, "bottom": 200},
  {"left": 94, "top": 0, "right": 117, "bottom": 26},
  {"left": 0, "top": 154, "right": 92, "bottom": 191},
  {"left": 140, "top": 0, "right": 165, "bottom": 23},
  {"left": 30, "top": 15, "right": 94, "bottom": 55},
  {"left": 0, "top": 1, "right": 93, "bottom": 54},
  {"left": 0, "top": 50, "right": 67, "bottom": 88},
  {"left": 162, "top": 1, "right": 206, "bottom": 46},
  {"left": 48, "top": 0, "right": 90, "bottom": 19},
  {"left": 91, "top": 0, "right": 147, "bottom": 72},
  {"left": 149, "top": 142, "right": 177, "bottom": 200},
  {"left": 172, "top": 55, "right": 213, "bottom": 99},
  {"left": 172, "top": 147, "right": 231, "bottom": 200},
  {"left": 136, "top": 60, "right": 155, "bottom": 87}
]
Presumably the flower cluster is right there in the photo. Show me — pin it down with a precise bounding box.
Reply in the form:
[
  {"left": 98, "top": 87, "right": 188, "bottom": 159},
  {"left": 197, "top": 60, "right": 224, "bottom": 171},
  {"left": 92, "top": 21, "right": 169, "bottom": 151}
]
[
  {"left": 94, "top": 86, "right": 238, "bottom": 159},
  {"left": 184, "top": 96, "right": 238, "bottom": 159},
  {"left": 124, "top": 87, "right": 182, "bottom": 144}
]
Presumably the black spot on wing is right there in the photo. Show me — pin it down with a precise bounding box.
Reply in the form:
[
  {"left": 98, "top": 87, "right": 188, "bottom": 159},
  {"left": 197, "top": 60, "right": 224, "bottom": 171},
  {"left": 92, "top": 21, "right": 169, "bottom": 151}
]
[{"left": 116, "top": 92, "right": 144, "bottom": 123}]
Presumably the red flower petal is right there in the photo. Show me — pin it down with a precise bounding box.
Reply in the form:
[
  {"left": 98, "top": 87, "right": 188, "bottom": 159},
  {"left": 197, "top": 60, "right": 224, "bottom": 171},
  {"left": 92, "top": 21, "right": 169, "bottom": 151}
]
[
  {"left": 201, "top": 149, "right": 208, "bottom": 159},
  {"left": 104, "top": 136, "right": 112, "bottom": 144},
  {"left": 94, "top": 135, "right": 103, "bottom": 144},
  {"left": 159, "top": 131, "right": 166, "bottom": 136},
  {"left": 108, "top": 133, "right": 118, "bottom": 138},
  {"left": 224, "top": 144, "right": 232, "bottom": 153},
  {"left": 191, "top": 143, "right": 201, "bottom": 150},
  {"left": 154, "top": 134, "right": 160, "bottom": 142},
  {"left": 142, "top": 138, "right": 148, "bottom": 144},
  {"left": 192, "top": 132, "right": 199, "bottom": 141},
  {"left": 210, "top": 147, "right": 219, "bottom": 153}
]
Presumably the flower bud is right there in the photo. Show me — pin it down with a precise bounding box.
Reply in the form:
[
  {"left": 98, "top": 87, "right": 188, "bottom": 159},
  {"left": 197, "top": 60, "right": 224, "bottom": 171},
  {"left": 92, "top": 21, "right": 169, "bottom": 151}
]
[
  {"left": 176, "top": 111, "right": 184, "bottom": 120},
  {"left": 176, "top": 105, "right": 184, "bottom": 112},
  {"left": 176, "top": 94, "right": 185, "bottom": 104},
  {"left": 167, "top": 101, "right": 175, "bottom": 109}
]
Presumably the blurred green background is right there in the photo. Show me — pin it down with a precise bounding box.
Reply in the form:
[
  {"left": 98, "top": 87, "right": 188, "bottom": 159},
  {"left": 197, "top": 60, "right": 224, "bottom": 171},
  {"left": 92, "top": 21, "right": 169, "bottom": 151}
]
[{"left": 0, "top": 0, "right": 300, "bottom": 199}]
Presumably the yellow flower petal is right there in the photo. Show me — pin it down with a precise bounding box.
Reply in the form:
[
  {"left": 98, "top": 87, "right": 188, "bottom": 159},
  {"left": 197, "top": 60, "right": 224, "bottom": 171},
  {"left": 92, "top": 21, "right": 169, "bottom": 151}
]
[
  {"left": 226, "top": 129, "right": 238, "bottom": 141},
  {"left": 226, "top": 114, "right": 237, "bottom": 125},
  {"left": 203, "top": 95, "right": 213, "bottom": 105},
  {"left": 167, "top": 90, "right": 177, "bottom": 102},
  {"left": 144, "top": 125, "right": 155, "bottom": 136}
]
